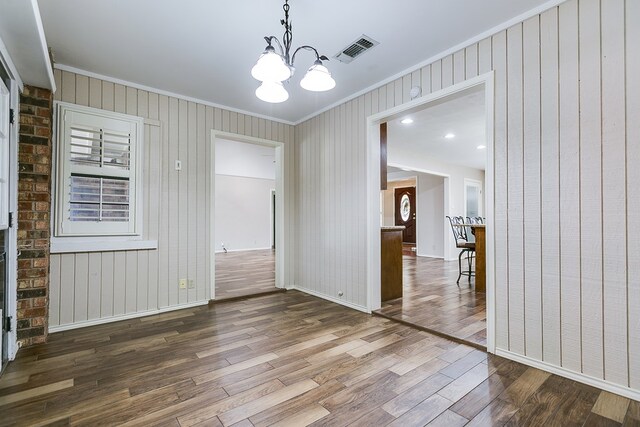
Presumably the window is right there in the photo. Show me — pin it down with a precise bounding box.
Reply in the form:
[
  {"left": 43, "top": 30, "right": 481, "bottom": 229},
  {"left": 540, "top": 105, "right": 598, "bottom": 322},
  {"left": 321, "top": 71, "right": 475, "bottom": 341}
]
[{"left": 54, "top": 103, "right": 143, "bottom": 237}]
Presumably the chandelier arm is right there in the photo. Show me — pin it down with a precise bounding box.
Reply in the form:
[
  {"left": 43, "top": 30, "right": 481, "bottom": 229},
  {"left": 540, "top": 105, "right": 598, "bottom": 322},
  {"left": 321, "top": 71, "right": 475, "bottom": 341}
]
[
  {"left": 264, "top": 36, "right": 285, "bottom": 56},
  {"left": 291, "top": 45, "right": 321, "bottom": 66}
]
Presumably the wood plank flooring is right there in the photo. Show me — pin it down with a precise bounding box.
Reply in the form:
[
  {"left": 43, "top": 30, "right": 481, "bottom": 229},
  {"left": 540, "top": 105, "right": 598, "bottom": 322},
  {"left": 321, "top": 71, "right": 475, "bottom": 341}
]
[
  {"left": 1, "top": 290, "right": 638, "bottom": 426},
  {"left": 375, "top": 256, "right": 487, "bottom": 347},
  {"left": 215, "top": 250, "right": 276, "bottom": 300}
]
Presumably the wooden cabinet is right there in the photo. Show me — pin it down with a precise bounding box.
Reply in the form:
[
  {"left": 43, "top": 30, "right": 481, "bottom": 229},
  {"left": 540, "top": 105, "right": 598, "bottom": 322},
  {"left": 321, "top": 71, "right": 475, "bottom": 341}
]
[{"left": 381, "top": 227, "right": 404, "bottom": 301}]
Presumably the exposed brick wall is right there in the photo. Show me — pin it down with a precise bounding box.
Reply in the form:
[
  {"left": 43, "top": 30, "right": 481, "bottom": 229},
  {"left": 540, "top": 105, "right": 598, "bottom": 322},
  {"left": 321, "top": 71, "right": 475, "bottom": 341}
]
[{"left": 16, "top": 85, "right": 53, "bottom": 347}]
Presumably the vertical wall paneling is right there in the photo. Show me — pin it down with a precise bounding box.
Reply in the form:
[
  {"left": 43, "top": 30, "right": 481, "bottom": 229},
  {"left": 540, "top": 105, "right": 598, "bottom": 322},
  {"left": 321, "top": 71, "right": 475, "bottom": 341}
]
[
  {"left": 147, "top": 93, "right": 160, "bottom": 309},
  {"left": 49, "top": 255, "right": 60, "bottom": 326},
  {"left": 87, "top": 252, "right": 101, "bottom": 320},
  {"left": 411, "top": 70, "right": 421, "bottom": 95},
  {"left": 100, "top": 252, "right": 114, "bottom": 318},
  {"left": 540, "top": 7, "right": 561, "bottom": 366},
  {"left": 167, "top": 97, "right": 179, "bottom": 306},
  {"left": 442, "top": 55, "right": 454, "bottom": 87},
  {"left": 431, "top": 60, "right": 442, "bottom": 92},
  {"left": 187, "top": 102, "right": 197, "bottom": 302},
  {"left": 293, "top": 0, "right": 639, "bottom": 397},
  {"left": 89, "top": 78, "right": 101, "bottom": 109},
  {"left": 600, "top": 0, "right": 628, "bottom": 386},
  {"left": 59, "top": 254, "right": 74, "bottom": 325},
  {"left": 125, "top": 251, "right": 137, "bottom": 313},
  {"left": 178, "top": 100, "right": 188, "bottom": 305},
  {"left": 402, "top": 75, "right": 411, "bottom": 104},
  {"left": 626, "top": 0, "right": 640, "bottom": 391},
  {"left": 506, "top": 24, "right": 525, "bottom": 355},
  {"left": 61, "top": 71, "right": 75, "bottom": 103},
  {"left": 196, "top": 104, "right": 206, "bottom": 301},
  {"left": 101, "top": 81, "right": 114, "bottom": 111},
  {"left": 478, "top": 38, "right": 492, "bottom": 75},
  {"left": 420, "top": 65, "right": 432, "bottom": 96},
  {"left": 114, "top": 84, "right": 125, "bottom": 113},
  {"left": 158, "top": 95, "right": 170, "bottom": 308},
  {"left": 558, "top": 0, "right": 582, "bottom": 373},
  {"left": 49, "top": 70, "right": 293, "bottom": 329},
  {"left": 465, "top": 45, "right": 478, "bottom": 79},
  {"left": 453, "top": 50, "right": 465, "bottom": 83},
  {"left": 492, "top": 30, "right": 509, "bottom": 350},
  {"left": 523, "top": 16, "right": 542, "bottom": 360},
  {"left": 73, "top": 253, "right": 88, "bottom": 322},
  {"left": 75, "top": 74, "right": 88, "bottom": 106},
  {"left": 113, "top": 251, "right": 126, "bottom": 316},
  {"left": 578, "top": 0, "right": 604, "bottom": 379}
]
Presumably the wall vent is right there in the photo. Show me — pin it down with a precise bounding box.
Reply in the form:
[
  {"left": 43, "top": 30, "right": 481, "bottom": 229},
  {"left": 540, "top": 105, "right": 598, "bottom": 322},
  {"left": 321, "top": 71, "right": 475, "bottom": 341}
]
[{"left": 334, "top": 35, "right": 379, "bottom": 64}]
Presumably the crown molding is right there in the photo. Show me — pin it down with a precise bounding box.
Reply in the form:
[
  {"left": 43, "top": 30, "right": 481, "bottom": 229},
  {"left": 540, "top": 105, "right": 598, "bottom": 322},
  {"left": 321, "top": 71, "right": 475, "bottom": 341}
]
[{"left": 54, "top": 63, "right": 296, "bottom": 126}]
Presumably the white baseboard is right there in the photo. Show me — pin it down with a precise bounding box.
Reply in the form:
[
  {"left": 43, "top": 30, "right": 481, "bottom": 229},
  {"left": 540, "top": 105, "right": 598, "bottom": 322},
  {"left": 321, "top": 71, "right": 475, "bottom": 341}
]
[
  {"left": 416, "top": 253, "right": 444, "bottom": 259},
  {"left": 215, "top": 247, "right": 272, "bottom": 254},
  {"left": 49, "top": 300, "right": 209, "bottom": 333},
  {"left": 495, "top": 349, "right": 640, "bottom": 401},
  {"left": 292, "top": 286, "right": 371, "bottom": 314}
]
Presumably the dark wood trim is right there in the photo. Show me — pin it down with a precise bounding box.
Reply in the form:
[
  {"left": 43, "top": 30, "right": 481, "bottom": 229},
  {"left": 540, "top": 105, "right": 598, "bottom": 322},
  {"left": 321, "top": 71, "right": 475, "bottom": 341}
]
[
  {"left": 380, "top": 122, "right": 387, "bottom": 190},
  {"left": 371, "top": 309, "right": 487, "bottom": 351},
  {"left": 208, "top": 288, "right": 286, "bottom": 306}
]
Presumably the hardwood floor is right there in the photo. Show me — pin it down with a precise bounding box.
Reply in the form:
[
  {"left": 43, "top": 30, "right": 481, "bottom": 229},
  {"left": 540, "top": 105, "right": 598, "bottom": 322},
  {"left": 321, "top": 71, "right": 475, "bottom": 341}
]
[
  {"left": 215, "top": 249, "right": 277, "bottom": 300},
  {"left": 375, "top": 255, "right": 487, "bottom": 348},
  {"left": 1, "top": 291, "right": 638, "bottom": 426}
]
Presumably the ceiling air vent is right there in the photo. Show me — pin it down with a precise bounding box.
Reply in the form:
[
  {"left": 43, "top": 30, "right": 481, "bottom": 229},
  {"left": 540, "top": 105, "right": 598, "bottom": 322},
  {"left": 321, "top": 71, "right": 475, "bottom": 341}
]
[{"left": 334, "top": 35, "right": 379, "bottom": 64}]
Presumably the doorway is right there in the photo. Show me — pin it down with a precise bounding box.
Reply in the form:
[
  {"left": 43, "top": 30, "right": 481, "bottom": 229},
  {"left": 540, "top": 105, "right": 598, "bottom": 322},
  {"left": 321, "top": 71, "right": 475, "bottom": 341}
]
[
  {"left": 366, "top": 74, "right": 495, "bottom": 351},
  {"left": 210, "top": 132, "right": 286, "bottom": 301}
]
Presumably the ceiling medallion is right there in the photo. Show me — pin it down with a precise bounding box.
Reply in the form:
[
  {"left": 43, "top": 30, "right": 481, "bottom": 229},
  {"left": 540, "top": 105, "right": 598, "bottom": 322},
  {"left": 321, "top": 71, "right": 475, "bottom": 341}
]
[{"left": 251, "top": 0, "right": 336, "bottom": 103}]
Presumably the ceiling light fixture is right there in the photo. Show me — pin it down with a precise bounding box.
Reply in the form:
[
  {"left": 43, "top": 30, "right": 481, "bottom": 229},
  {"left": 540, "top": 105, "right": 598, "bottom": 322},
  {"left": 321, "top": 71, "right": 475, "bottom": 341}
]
[
  {"left": 477, "top": 145, "right": 486, "bottom": 150},
  {"left": 401, "top": 118, "right": 414, "bottom": 124},
  {"left": 251, "top": 0, "right": 336, "bottom": 103},
  {"left": 445, "top": 133, "right": 456, "bottom": 139}
]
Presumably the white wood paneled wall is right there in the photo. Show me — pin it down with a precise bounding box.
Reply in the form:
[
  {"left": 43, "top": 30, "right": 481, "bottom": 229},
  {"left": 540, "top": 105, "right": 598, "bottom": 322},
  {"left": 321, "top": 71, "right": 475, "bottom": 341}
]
[
  {"left": 294, "top": 0, "right": 639, "bottom": 393},
  {"left": 49, "top": 69, "right": 295, "bottom": 329}
]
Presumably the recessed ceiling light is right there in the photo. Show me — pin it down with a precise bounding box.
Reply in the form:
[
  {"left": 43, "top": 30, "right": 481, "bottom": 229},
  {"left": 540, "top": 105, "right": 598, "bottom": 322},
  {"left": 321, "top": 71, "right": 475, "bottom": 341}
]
[
  {"left": 477, "top": 145, "right": 486, "bottom": 150},
  {"left": 445, "top": 133, "right": 455, "bottom": 139},
  {"left": 401, "top": 118, "right": 414, "bottom": 124}
]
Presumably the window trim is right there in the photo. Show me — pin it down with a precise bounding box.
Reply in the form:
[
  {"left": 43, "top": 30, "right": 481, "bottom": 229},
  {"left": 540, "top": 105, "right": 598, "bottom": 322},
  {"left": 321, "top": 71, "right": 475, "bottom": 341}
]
[{"left": 53, "top": 101, "right": 145, "bottom": 241}]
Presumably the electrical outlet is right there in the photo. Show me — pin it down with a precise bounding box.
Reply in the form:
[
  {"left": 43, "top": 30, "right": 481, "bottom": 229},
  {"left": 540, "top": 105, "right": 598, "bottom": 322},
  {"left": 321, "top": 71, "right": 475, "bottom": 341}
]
[
  {"left": 188, "top": 279, "right": 195, "bottom": 289},
  {"left": 179, "top": 279, "right": 187, "bottom": 289}
]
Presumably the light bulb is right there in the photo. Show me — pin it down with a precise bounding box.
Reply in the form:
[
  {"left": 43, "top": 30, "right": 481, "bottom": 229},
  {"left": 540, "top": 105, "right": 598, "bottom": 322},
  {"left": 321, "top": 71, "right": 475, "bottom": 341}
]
[
  {"left": 300, "top": 62, "right": 336, "bottom": 92},
  {"left": 255, "top": 81, "right": 289, "bottom": 103},
  {"left": 251, "top": 47, "right": 291, "bottom": 82}
]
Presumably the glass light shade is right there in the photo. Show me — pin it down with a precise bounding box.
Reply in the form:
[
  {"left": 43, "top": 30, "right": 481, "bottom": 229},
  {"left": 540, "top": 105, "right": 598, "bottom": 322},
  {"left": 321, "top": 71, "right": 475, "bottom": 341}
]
[
  {"left": 255, "top": 81, "right": 289, "bottom": 103},
  {"left": 300, "top": 63, "right": 336, "bottom": 92},
  {"left": 251, "top": 49, "right": 291, "bottom": 82}
]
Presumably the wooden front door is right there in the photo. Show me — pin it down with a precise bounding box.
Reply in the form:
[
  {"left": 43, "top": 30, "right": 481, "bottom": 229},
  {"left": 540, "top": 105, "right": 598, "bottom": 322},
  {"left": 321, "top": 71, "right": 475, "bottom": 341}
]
[{"left": 394, "top": 187, "right": 416, "bottom": 244}]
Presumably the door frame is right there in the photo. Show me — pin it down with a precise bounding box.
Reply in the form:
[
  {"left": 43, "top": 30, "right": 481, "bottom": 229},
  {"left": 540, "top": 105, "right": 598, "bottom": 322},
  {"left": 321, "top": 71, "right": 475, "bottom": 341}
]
[
  {"left": 365, "top": 72, "right": 496, "bottom": 353},
  {"left": 0, "top": 60, "right": 20, "bottom": 364},
  {"left": 209, "top": 131, "right": 288, "bottom": 300}
]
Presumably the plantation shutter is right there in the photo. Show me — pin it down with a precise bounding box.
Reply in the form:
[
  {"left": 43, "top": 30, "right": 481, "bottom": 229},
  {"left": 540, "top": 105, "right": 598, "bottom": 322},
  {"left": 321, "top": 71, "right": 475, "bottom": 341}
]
[{"left": 56, "top": 105, "right": 142, "bottom": 236}]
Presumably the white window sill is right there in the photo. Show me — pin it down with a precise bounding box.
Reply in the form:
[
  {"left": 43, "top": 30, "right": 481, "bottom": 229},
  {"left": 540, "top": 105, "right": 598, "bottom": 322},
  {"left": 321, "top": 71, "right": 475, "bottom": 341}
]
[{"left": 50, "top": 238, "right": 158, "bottom": 254}]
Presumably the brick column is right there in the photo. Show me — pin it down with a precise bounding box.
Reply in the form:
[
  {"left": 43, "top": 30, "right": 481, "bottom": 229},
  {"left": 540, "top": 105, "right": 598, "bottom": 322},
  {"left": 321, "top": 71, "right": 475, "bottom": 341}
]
[{"left": 16, "top": 85, "right": 53, "bottom": 347}]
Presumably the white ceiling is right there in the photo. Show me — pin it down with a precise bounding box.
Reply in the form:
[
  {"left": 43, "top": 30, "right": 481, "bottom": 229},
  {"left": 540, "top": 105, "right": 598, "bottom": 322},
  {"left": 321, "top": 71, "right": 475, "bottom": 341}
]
[
  {"left": 387, "top": 85, "right": 486, "bottom": 170},
  {"left": 0, "top": 0, "right": 55, "bottom": 89},
  {"left": 37, "top": 0, "right": 555, "bottom": 123}
]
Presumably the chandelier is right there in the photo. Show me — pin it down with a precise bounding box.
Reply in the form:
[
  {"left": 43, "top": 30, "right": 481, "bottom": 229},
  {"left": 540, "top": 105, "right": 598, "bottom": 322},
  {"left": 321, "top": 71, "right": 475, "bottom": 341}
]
[{"left": 251, "top": 0, "right": 336, "bottom": 103}]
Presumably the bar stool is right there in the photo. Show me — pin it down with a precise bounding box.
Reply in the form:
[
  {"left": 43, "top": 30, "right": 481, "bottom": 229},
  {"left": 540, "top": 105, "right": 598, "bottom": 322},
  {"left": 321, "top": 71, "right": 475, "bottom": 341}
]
[{"left": 447, "top": 216, "right": 475, "bottom": 285}]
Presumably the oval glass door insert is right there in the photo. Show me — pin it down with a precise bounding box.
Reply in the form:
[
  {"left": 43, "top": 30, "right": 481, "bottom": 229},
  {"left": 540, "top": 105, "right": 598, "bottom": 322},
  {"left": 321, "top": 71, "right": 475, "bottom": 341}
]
[{"left": 400, "top": 194, "right": 411, "bottom": 222}]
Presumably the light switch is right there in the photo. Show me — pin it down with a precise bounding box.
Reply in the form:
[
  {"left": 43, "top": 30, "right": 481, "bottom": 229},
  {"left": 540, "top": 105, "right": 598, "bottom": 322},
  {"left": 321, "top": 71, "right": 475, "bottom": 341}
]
[{"left": 175, "top": 160, "right": 182, "bottom": 171}]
